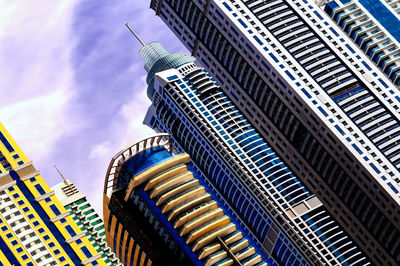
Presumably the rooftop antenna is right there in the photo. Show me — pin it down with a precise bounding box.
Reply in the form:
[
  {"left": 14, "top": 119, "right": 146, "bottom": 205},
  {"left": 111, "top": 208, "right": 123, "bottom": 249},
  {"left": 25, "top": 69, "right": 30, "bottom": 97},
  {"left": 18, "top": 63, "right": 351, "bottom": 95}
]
[
  {"left": 54, "top": 164, "right": 68, "bottom": 184},
  {"left": 125, "top": 23, "right": 145, "bottom": 46}
]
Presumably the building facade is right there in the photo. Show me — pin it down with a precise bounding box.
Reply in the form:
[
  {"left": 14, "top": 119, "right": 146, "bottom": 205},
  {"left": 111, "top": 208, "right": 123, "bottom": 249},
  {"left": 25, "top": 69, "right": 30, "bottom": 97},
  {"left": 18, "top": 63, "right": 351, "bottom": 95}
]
[
  {"left": 52, "top": 178, "right": 122, "bottom": 265},
  {"left": 0, "top": 122, "right": 104, "bottom": 265},
  {"left": 149, "top": 0, "right": 400, "bottom": 264},
  {"left": 323, "top": 0, "right": 400, "bottom": 86},
  {"left": 141, "top": 41, "right": 369, "bottom": 265},
  {"left": 103, "top": 133, "right": 268, "bottom": 266}
]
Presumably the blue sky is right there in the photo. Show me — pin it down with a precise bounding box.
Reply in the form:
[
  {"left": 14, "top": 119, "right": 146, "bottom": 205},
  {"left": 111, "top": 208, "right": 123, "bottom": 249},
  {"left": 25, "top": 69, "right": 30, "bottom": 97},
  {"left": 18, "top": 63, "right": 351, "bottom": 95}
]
[{"left": 0, "top": 0, "right": 188, "bottom": 214}]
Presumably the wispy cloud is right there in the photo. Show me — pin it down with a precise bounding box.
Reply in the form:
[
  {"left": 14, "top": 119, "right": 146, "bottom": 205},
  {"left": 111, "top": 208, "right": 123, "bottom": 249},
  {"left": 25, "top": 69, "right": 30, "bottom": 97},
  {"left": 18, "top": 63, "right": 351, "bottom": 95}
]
[
  {"left": 0, "top": 0, "right": 79, "bottom": 175},
  {"left": 0, "top": 89, "right": 75, "bottom": 161},
  {"left": 0, "top": 0, "right": 188, "bottom": 215}
]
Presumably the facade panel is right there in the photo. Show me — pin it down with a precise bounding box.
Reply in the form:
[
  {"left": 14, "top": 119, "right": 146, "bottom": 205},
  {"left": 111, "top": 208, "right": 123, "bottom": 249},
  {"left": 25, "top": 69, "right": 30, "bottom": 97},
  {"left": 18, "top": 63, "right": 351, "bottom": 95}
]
[
  {"left": 103, "top": 134, "right": 268, "bottom": 265},
  {"left": 323, "top": 0, "right": 400, "bottom": 86},
  {"left": 141, "top": 42, "right": 369, "bottom": 265},
  {"left": 149, "top": 1, "right": 400, "bottom": 264}
]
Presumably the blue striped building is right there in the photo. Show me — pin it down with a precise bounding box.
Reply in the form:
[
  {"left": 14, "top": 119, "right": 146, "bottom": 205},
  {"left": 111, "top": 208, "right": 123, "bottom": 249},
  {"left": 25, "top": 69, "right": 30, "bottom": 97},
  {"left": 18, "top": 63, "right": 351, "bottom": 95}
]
[
  {"left": 141, "top": 42, "right": 369, "bottom": 265},
  {"left": 324, "top": 0, "right": 400, "bottom": 86},
  {"left": 148, "top": 0, "right": 400, "bottom": 264}
]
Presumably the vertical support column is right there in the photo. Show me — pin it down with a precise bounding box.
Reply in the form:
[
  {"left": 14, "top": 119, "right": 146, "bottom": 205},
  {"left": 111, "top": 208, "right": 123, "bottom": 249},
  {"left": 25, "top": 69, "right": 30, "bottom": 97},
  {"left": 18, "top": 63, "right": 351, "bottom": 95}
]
[{"left": 191, "top": 0, "right": 212, "bottom": 56}]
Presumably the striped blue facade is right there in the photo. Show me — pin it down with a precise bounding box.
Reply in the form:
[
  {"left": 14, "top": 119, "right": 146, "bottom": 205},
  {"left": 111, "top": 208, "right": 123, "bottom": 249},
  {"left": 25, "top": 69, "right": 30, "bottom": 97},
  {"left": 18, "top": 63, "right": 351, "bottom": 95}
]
[
  {"left": 149, "top": 0, "right": 400, "bottom": 264},
  {"left": 142, "top": 43, "right": 370, "bottom": 265},
  {"left": 325, "top": 0, "right": 400, "bottom": 86}
]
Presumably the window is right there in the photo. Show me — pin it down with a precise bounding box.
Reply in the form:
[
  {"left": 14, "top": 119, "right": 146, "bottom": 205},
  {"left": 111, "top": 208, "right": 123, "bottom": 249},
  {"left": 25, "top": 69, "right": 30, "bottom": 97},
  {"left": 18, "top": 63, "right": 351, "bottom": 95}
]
[
  {"left": 16, "top": 247, "right": 23, "bottom": 253},
  {"left": 34, "top": 184, "right": 46, "bottom": 195},
  {"left": 48, "top": 242, "right": 55, "bottom": 248},
  {"left": 80, "top": 246, "right": 92, "bottom": 258},
  {"left": 29, "top": 177, "right": 36, "bottom": 182},
  {"left": 38, "top": 228, "right": 44, "bottom": 234},
  {"left": 22, "top": 207, "right": 29, "bottom": 212},
  {"left": 43, "top": 235, "right": 50, "bottom": 241},
  {"left": 49, "top": 204, "right": 61, "bottom": 216},
  {"left": 12, "top": 193, "right": 19, "bottom": 199},
  {"left": 17, "top": 200, "right": 23, "bottom": 205},
  {"left": 45, "top": 198, "right": 51, "bottom": 203},
  {"left": 33, "top": 221, "right": 39, "bottom": 227},
  {"left": 11, "top": 240, "right": 18, "bottom": 245},
  {"left": 65, "top": 225, "right": 76, "bottom": 237},
  {"left": 60, "top": 218, "right": 66, "bottom": 224},
  {"left": 8, "top": 187, "right": 14, "bottom": 192},
  {"left": 54, "top": 249, "right": 60, "bottom": 255},
  {"left": 75, "top": 239, "right": 82, "bottom": 245},
  {"left": 59, "top": 257, "right": 66, "bottom": 262},
  {"left": 21, "top": 254, "right": 28, "bottom": 260},
  {"left": 27, "top": 214, "right": 34, "bottom": 219},
  {"left": 6, "top": 233, "right": 12, "bottom": 238}
]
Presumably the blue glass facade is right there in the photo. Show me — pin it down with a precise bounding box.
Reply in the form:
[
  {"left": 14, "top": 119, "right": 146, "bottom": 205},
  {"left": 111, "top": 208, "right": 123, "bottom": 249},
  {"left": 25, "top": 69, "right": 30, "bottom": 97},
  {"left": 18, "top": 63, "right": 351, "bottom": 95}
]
[
  {"left": 358, "top": 0, "right": 400, "bottom": 44},
  {"left": 117, "top": 146, "right": 173, "bottom": 189},
  {"left": 142, "top": 46, "right": 369, "bottom": 265},
  {"left": 105, "top": 139, "right": 269, "bottom": 265},
  {"left": 325, "top": 0, "right": 400, "bottom": 86},
  {"left": 149, "top": 0, "right": 400, "bottom": 263},
  {"left": 148, "top": 106, "right": 309, "bottom": 265}
]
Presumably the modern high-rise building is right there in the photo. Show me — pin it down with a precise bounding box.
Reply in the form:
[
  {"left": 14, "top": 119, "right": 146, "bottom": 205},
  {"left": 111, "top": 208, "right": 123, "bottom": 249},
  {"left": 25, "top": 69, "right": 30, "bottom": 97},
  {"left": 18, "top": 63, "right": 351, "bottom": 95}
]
[
  {"left": 322, "top": 0, "right": 400, "bottom": 86},
  {"left": 52, "top": 176, "right": 122, "bottom": 265},
  {"left": 139, "top": 41, "right": 370, "bottom": 265},
  {"left": 102, "top": 133, "right": 268, "bottom": 266},
  {"left": 149, "top": 1, "right": 400, "bottom": 264},
  {"left": 0, "top": 122, "right": 104, "bottom": 265}
]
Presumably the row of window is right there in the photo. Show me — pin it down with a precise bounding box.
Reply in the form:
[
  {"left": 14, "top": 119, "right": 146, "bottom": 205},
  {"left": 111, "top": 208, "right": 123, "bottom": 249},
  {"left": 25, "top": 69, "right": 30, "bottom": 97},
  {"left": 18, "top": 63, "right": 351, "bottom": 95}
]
[
  {"left": 0, "top": 188, "right": 57, "bottom": 265},
  {"left": 154, "top": 80, "right": 310, "bottom": 264},
  {"left": 174, "top": 65, "right": 373, "bottom": 264}
]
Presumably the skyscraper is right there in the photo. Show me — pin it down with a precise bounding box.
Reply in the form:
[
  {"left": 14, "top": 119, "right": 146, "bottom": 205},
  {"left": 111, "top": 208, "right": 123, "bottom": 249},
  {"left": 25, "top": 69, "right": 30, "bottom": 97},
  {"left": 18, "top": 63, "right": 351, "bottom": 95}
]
[
  {"left": 322, "top": 0, "right": 400, "bottom": 86},
  {"left": 0, "top": 122, "right": 104, "bottom": 265},
  {"left": 102, "top": 133, "right": 268, "bottom": 266},
  {"left": 52, "top": 177, "right": 122, "bottom": 265},
  {"left": 139, "top": 41, "right": 369, "bottom": 265},
  {"left": 149, "top": 1, "right": 400, "bottom": 264}
]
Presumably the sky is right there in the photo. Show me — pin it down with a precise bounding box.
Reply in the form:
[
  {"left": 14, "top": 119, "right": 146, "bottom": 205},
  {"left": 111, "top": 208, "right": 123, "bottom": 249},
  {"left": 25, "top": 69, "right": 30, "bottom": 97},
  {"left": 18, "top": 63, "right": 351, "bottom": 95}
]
[{"left": 0, "top": 0, "right": 188, "bottom": 214}]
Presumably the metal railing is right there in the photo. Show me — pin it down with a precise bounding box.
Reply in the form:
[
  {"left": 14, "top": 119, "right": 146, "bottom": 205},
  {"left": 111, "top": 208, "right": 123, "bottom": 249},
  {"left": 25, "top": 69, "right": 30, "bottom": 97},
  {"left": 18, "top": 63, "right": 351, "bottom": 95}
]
[{"left": 103, "top": 133, "right": 172, "bottom": 197}]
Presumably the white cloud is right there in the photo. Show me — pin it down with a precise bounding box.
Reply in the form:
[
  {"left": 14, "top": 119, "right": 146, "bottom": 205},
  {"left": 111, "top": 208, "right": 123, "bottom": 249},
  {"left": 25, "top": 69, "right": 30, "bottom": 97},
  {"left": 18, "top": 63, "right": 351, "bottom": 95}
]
[
  {"left": 0, "top": 0, "right": 78, "bottom": 102},
  {"left": 116, "top": 82, "right": 155, "bottom": 149},
  {"left": 89, "top": 141, "right": 112, "bottom": 159},
  {"left": 0, "top": 1, "right": 79, "bottom": 164},
  {"left": 0, "top": 89, "right": 74, "bottom": 161}
]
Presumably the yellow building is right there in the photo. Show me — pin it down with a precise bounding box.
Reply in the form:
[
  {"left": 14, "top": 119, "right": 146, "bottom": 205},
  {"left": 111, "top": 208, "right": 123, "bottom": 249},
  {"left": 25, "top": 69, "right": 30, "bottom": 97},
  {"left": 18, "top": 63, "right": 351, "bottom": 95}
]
[{"left": 0, "top": 122, "right": 104, "bottom": 265}]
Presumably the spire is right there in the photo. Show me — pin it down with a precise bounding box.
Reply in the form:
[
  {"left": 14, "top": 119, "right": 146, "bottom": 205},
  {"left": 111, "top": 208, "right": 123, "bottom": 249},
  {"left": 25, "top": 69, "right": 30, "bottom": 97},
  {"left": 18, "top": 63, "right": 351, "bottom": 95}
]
[
  {"left": 125, "top": 23, "right": 145, "bottom": 46},
  {"left": 54, "top": 164, "right": 68, "bottom": 184},
  {"left": 124, "top": 23, "right": 195, "bottom": 100}
]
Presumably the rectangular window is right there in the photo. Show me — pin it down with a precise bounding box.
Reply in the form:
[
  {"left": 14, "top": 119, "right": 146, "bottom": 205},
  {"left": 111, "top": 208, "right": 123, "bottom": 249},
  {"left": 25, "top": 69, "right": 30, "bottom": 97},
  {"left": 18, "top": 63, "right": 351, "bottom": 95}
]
[
  {"left": 49, "top": 204, "right": 61, "bottom": 216},
  {"left": 80, "top": 246, "right": 92, "bottom": 258},
  {"left": 65, "top": 225, "right": 76, "bottom": 237},
  {"left": 0, "top": 132, "right": 14, "bottom": 152},
  {"left": 34, "top": 184, "right": 46, "bottom": 195}
]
